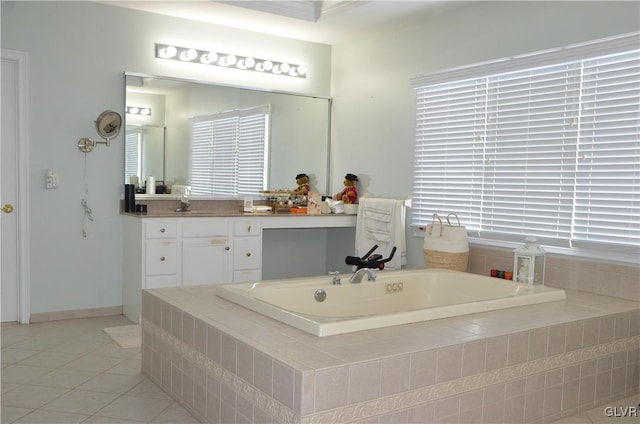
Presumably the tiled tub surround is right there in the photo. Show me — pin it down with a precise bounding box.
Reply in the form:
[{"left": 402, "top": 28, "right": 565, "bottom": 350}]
[
  {"left": 468, "top": 245, "right": 640, "bottom": 303},
  {"left": 141, "top": 286, "right": 639, "bottom": 423}
]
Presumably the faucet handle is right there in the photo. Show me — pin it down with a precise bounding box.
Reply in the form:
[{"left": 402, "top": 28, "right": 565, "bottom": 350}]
[{"left": 329, "top": 271, "right": 341, "bottom": 285}]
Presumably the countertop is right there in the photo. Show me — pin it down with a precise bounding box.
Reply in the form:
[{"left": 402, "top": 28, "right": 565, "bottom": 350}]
[
  {"left": 121, "top": 210, "right": 358, "bottom": 229},
  {"left": 121, "top": 210, "right": 356, "bottom": 218}
]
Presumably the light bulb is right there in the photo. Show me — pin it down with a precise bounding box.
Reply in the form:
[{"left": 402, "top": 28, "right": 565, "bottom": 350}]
[
  {"left": 200, "top": 52, "right": 218, "bottom": 64},
  {"left": 245, "top": 57, "right": 255, "bottom": 68},
  {"left": 128, "top": 107, "right": 139, "bottom": 114},
  {"left": 272, "top": 65, "right": 281, "bottom": 74},
  {"left": 263, "top": 60, "right": 273, "bottom": 71},
  {"left": 255, "top": 62, "right": 264, "bottom": 72},
  {"left": 159, "top": 45, "right": 177, "bottom": 59},
  {"left": 297, "top": 65, "right": 307, "bottom": 76},
  {"left": 140, "top": 108, "right": 151, "bottom": 116},
  {"left": 180, "top": 48, "right": 197, "bottom": 61},
  {"left": 280, "top": 63, "right": 290, "bottom": 73},
  {"left": 226, "top": 54, "right": 237, "bottom": 66}
]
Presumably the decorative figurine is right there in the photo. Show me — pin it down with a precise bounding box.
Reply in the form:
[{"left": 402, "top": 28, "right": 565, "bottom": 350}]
[
  {"left": 335, "top": 173, "right": 358, "bottom": 204},
  {"left": 293, "top": 173, "right": 310, "bottom": 195}
]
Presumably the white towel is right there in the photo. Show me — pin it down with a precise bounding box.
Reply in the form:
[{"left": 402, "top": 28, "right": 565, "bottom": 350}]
[{"left": 355, "top": 198, "right": 407, "bottom": 270}]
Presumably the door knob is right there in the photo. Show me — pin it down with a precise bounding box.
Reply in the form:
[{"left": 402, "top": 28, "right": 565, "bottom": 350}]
[{"left": 2, "top": 204, "right": 14, "bottom": 214}]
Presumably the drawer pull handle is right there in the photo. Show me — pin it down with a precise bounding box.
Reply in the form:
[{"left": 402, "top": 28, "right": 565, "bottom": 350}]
[
  {"left": 246, "top": 252, "right": 251, "bottom": 257},
  {"left": 160, "top": 256, "right": 166, "bottom": 261},
  {"left": 160, "top": 228, "right": 166, "bottom": 233},
  {"left": 225, "top": 246, "right": 230, "bottom": 251},
  {"left": 248, "top": 225, "right": 252, "bottom": 232}
]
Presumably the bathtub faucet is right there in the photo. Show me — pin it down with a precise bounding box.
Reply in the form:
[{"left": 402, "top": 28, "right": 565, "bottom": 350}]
[
  {"left": 175, "top": 193, "right": 190, "bottom": 212},
  {"left": 349, "top": 268, "right": 377, "bottom": 284}
]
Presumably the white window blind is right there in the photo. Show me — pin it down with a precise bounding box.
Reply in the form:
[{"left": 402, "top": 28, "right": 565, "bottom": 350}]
[
  {"left": 574, "top": 50, "right": 640, "bottom": 248},
  {"left": 411, "top": 32, "right": 640, "bottom": 251},
  {"left": 190, "top": 105, "right": 269, "bottom": 196}
]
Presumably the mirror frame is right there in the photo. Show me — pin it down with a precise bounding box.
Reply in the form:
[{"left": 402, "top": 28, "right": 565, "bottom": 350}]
[{"left": 124, "top": 72, "right": 333, "bottom": 198}]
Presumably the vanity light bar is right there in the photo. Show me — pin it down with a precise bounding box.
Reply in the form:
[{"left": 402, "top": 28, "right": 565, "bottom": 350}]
[
  {"left": 155, "top": 43, "right": 307, "bottom": 79},
  {"left": 126, "top": 106, "right": 151, "bottom": 116}
]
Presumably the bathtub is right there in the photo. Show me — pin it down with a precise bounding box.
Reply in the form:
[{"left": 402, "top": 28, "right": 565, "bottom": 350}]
[{"left": 215, "top": 269, "right": 566, "bottom": 336}]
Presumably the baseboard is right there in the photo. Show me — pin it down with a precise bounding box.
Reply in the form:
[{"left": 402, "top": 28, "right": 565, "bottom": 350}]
[{"left": 29, "top": 305, "right": 123, "bottom": 323}]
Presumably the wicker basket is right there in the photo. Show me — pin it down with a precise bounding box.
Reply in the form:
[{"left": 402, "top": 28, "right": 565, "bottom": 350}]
[{"left": 423, "top": 249, "right": 469, "bottom": 272}]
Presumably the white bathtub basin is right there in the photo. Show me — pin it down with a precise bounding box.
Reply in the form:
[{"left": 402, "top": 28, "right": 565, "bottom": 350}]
[{"left": 215, "top": 269, "right": 566, "bottom": 336}]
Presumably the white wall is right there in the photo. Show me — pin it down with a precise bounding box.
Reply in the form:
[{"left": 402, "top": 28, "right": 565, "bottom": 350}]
[
  {"left": 0, "top": 1, "right": 331, "bottom": 315},
  {"left": 330, "top": 0, "right": 640, "bottom": 269}
]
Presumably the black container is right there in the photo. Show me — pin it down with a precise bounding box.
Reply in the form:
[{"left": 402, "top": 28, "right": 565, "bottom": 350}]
[{"left": 124, "top": 184, "right": 136, "bottom": 213}]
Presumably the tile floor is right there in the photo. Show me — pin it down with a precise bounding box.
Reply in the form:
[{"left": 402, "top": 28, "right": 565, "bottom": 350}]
[
  {"left": 1, "top": 315, "right": 638, "bottom": 424},
  {"left": 1, "top": 315, "right": 197, "bottom": 423}
]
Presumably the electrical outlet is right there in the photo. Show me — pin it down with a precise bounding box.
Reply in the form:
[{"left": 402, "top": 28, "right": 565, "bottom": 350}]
[{"left": 46, "top": 169, "right": 59, "bottom": 189}]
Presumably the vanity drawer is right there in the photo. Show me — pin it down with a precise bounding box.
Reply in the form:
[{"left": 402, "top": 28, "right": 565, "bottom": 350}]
[
  {"left": 182, "top": 221, "right": 229, "bottom": 238},
  {"left": 233, "top": 237, "right": 262, "bottom": 270},
  {"left": 234, "top": 221, "right": 262, "bottom": 237},
  {"left": 145, "top": 221, "right": 177, "bottom": 239},
  {"left": 145, "top": 241, "right": 177, "bottom": 275}
]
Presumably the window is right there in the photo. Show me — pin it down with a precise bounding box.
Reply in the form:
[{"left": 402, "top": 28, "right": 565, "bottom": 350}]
[
  {"left": 190, "top": 105, "right": 270, "bottom": 196},
  {"left": 411, "top": 33, "right": 640, "bottom": 255},
  {"left": 124, "top": 127, "right": 141, "bottom": 184}
]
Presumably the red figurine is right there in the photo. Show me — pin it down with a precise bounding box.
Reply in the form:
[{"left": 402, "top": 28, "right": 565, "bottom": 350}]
[{"left": 335, "top": 173, "right": 358, "bottom": 204}]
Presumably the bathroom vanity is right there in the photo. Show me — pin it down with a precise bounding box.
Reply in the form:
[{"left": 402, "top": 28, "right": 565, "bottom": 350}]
[{"left": 122, "top": 212, "right": 356, "bottom": 323}]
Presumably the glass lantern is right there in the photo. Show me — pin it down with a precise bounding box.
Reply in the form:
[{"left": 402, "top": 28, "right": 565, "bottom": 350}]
[{"left": 513, "top": 236, "right": 546, "bottom": 285}]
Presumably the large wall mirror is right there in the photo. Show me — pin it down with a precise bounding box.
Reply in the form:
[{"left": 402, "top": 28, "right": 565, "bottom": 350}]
[{"left": 125, "top": 72, "right": 331, "bottom": 197}]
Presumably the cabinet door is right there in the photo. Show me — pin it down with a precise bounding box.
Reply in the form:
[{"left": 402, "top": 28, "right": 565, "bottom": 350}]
[
  {"left": 182, "top": 238, "right": 230, "bottom": 286},
  {"left": 145, "top": 241, "right": 178, "bottom": 276}
]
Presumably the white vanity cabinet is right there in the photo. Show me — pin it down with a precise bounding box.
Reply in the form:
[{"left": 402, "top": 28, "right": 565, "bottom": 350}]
[{"left": 123, "top": 216, "right": 262, "bottom": 322}]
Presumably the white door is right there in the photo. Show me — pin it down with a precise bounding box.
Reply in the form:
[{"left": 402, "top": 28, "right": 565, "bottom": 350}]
[{"left": 1, "top": 50, "right": 28, "bottom": 323}]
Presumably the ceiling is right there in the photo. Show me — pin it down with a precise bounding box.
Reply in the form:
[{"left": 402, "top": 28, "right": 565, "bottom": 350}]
[{"left": 100, "top": 1, "right": 449, "bottom": 45}]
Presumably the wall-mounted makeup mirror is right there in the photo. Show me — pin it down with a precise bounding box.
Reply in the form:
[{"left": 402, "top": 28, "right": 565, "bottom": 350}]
[
  {"left": 78, "top": 110, "right": 123, "bottom": 153},
  {"left": 124, "top": 73, "right": 331, "bottom": 197},
  {"left": 95, "top": 110, "right": 122, "bottom": 140}
]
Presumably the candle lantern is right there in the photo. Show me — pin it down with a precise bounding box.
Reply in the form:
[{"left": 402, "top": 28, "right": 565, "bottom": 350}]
[{"left": 513, "top": 236, "right": 546, "bottom": 285}]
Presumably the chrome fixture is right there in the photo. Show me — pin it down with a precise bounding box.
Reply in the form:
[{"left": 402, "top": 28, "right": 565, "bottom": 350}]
[
  {"left": 349, "top": 268, "right": 376, "bottom": 284},
  {"left": 175, "top": 194, "right": 190, "bottom": 212},
  {"left": 314, "top": 288, "right": 327, "bottom": 302},
  {"left": 329, "top": 271, "right": 341, "bottom": 285},
  {"left": 155, "top": 43, "right": 307, "bottom": 78},
  {"left": 77, "top": 110, "right": 122, "bottom": 153}
]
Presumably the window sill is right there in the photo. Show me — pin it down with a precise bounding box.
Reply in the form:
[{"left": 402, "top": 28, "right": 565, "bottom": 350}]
[{"left": 412, "top": 228, "right": 638, "bottom": 266}]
